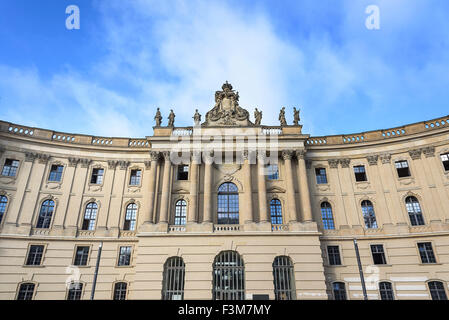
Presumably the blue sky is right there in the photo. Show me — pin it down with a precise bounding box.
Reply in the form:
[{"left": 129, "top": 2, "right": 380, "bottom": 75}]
[{"left": 0, "top": 0, "right": 448, "bottom": 138}]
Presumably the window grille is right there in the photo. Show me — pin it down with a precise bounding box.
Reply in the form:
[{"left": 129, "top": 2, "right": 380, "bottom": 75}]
[
  {"left": 212, "top": 251, "right": 245, "bottom": 300},
  {"left": 272, "top": 256, "right": 296, "bottom": 300},
  {"left": 162, "top": 257, "right": 185, "bottom": 300}
]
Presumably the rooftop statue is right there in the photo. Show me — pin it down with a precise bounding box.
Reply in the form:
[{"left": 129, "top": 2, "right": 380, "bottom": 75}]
[
  {"left": 279, "top": 107, "right": 287, "bottom": 126},
  {"left": 204, "top": 81, "right": 252, "bottom": 126},
  {"left": 254, "top": 108, "right": 262, "bottom": 126},
  {"left": 193, "top": 109, "right": 201, "bottom": 126},
  {"left": 154, "top": 108, "right": 162, "bottom": 127},
  {"left": 168, "top": 109, "right": 175, "bottom": 127},
  {"left": 293, "top": 107, "right": 300, "bottom": 126}
]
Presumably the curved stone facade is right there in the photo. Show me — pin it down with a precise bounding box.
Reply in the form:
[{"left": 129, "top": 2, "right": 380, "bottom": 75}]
[{"left": 1, "top": 85, "right": 449, "bottom": 300}]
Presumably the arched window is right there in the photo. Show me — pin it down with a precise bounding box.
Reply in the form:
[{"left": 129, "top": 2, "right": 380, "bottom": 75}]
[
  {"left": 162, "top": 257, "right": 185, "bottom": 300},
  {"left": 17, "top": 283, "right": 35, "bottom": 300},
  {"left": 213, "top": 251, "right": 245, "bottom": 300},
  {"left": 82, "top": 202, "right": 97, "bottom": 230},
  {"left": 0, "top": 195, "right": 8, "bottom": 224},
  {"left": 217, "top": 183, "right": 239, "bottom": 224},
  {"left": 333, "top": 282, "right": 347, "bottom": 300},
  {"left": 361, "top": 200, "right": 377, "bottom": 229},
  {"left": 124, "top": 203, "right": 137, "bottom": 231},
  {"left": 174, "top": 200, "right": 187, "bottom": 225},
  {"left": 114, "top": 282, "right": 128, "bottom": 300},
  {"left": 36, "top": 200, "right": 55, "bottom": 229},
  {"left": 270, "top": 199, "right": 283, "bottom": 225},
  {"left": 379, "top": 282, "right": 394, "bottom": 300},
  {"left": 405, "top": 196, "right": 425, "bottom": 226},
  {"left": 320, "top": 202, "right": 335, "bottom": 230},
  {"left": 428, "top": 281, "right": 448, "bottom": 300},
  {"left": 67, "top": 282, "right": 83, "bottom": 300},
  {"left": 272, "top": 256, "right": 296, "bottom": 300}
]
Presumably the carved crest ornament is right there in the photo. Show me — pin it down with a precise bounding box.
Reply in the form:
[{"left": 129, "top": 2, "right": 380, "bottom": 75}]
[{"left": 204, "top": 81, "right": 252, "bottom": 126}]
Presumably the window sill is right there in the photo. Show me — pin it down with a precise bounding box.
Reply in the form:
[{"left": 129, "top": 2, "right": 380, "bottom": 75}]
[
  {"left": 372, "top": 264, "right": 392, "bottom": 267},
  {"left": 71, "top": 265, "right": 91, "bottom": 268},
  {"left": 419, "top": 262, "right": 442, "bottom": 266},
  {"left": 22, "top": 265, "right": 45, "bottom": 268}
]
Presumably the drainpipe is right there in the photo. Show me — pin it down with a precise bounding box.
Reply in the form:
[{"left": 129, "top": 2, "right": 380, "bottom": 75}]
[
  {"left": 90, "top": 241, "right": 103, "bottom": 300},
  {"left": 353, "top": 238, "right": 368, "bottom": 300}
]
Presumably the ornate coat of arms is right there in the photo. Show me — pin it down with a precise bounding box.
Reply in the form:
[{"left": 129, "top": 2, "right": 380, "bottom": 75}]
[{"left": 204, "top": 82, "right": 252, "bottom": 126}]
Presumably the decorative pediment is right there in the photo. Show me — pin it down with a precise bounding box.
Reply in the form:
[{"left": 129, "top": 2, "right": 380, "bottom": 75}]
[
  {"left": 172, "top": 188, "right": 190, "bottom": 194},
  {"left": 267, "top": 186, "right": 286, "bottom": 193},
  {"left": 204, "top": 82, "right": 252, "bottom": 126}
]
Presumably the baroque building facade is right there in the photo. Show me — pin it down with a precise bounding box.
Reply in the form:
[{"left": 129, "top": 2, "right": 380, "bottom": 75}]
[{"left": 0, "top": 82, "right": 449, "bottom": 300}]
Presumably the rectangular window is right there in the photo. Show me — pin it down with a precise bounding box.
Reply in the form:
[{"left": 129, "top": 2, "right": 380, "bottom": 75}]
[
  {"left": 371, "top": 245, "right": 387, "bottom": 265},
  {"left": 48, "top": 165, "right": 64, "bottom": 182},
  {"left": 441, "top": 153, "right": 449, "bottom": 171},
  {"left": 354, "top": 165, "right": 367, "bottom": 182},
  {"left": 266, "top": 164, "right": 279, "bottom": 180},
  {"left": 90, "top": 168, "right": 104, "bottom": 184},
  {"left": 73, "top": 246, "right": 90, "bottom": 266},
  {"left": 1, "top": 159, "right": 19, "bottom": 177},
  {"left": 129, "top": 169, "right": 141, "bottom": 185},
  {"left": 315, "top": 168, "right": 328, "bottom": 184},
  {"left": 418, "top": 242, "right": 436, "bottom": 264},
  {"left": 327, "top": 246, "right": 342, "bottom": 265},
  {"left": 26, "top": 245, "right": 44, "bottom": 266},
  {"left": 395, "top": 160, "right": 411, "bottom": 178},
  {"left": 67, "top": 282, "right": 83, "bottom": 300},
  {"left": 118, "top": 246, "right": 132, "bottom": 266},
  {"left": 17, "top": 283, "right": 35, "bottom": 300},
  {"left": 177, "top": 165, "right": 189, "bottom": 180}
]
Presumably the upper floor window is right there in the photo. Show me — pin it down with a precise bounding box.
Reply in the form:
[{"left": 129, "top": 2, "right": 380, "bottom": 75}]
[
  {"left": 67, "top": 282, "right": 83, "bottom": 300},
  {"left": 405, "top": 196, "right": 425, "bottom": 226},
  {"left": 114, "top": 282, "right": 128, "bottom": 300},
  {"left": 353, "top": 165, "right": 367, "bottom": 182},
  {"left": 332, "top": 282, "right": 347, "bottom": 300},
  {"left": 270, "top": 199, "right": 283, "bottom": 225},
  {"left": 82, "top": 202, "right": 97, "bottom": 230},
  {"left": 315, "top": 168, "right": 328, "bottom": 184},
  {"left": 417, "top": 242, "right": 436, "bottom": 264},
  {"left": 73, "top": 246, "right": 89, "bottom": 266},
  {"left": 177, "top": 165, "right": 189, "bottom": 180},
  {"left": 36, "top": 200, "right": 55, "bottom": 229},
  {"left": 118, "top": 246, "right": 132, "bottom": 266},
  {"left": 26, "top": 245, "right": 44, "bottom": 266},
  {"left": 379, "top": 282, "right": 394, "bottom": 300},
  {"left": 217, "top": 183, "right": 239, "bottom": 225},
  {"left": 395, "top": 160, "right": 411, "bottom": 178},
  {"left": 17, "top": 283, "right": 35, "bottom": 300},
  {"left": 361, "top": 200, "right": 377, "bottom": 229},
  {"left": 90, "top": 168, "right": 104, "bottom": 184},
  {"left": 320, "top": 202, "right": 335, "bottom": 230},
  {"left": 428, "top": 281, "right": 448, "bottom": 300},
  {"left": 0, "top": 195, "right": 8, "bottom": 224},
  {"left": 327, "top": 246, "right": 341, "bottom": 265},
  {"left": 1, "top": 159, "right": 19, "bottom": 177},
  {"left": 48, "top": 164, "right": 64, "bottom": 182},
  {"left": 441, "top": 153, "right": 449, "bottom": 171},
  {"left": 129, "top": 169, "right": 141, "bottom": 185},
  {"left": 124, "top": 203, "right": 137, "bottom": 231},
  {"left": 370, "top": 244, "right": 387, "bottom": 265},
  {"left": 266, "top": 164, "right": 279, "bottom": 180},
  {"left": 272, "top": 256, "right": 296, "bottom": 300},
  {"left": 174, "top": 200, "right": 187, "bottom": 225},
  {"left": 162, "top": 257, "right": 185, "bottom": 300}
]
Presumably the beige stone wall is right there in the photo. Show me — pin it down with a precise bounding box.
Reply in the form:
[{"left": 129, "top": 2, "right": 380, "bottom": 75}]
[{"left": 0, "top": 118, "right": 449, "bottom": 299}]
